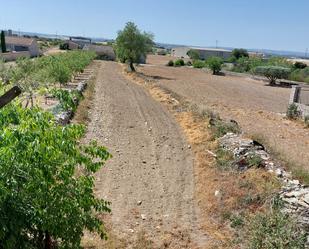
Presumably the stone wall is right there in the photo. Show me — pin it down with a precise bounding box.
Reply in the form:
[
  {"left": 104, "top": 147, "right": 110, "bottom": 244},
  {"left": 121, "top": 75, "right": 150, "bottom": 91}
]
[{"left": 289, "top": 85, "right": 309, "bottom": 118}]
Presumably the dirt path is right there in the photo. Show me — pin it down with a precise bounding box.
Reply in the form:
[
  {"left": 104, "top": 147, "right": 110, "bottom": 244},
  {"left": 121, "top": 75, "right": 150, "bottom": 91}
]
[
  {"left": 138, "top": 55, "right": 309, "bottom": 173},
  {"left": 83, "top": 61, "right": 207, "bottom": 248}
]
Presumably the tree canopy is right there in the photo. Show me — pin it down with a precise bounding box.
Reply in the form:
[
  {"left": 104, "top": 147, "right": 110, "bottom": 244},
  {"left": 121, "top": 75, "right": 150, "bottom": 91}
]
[
  {"left": 232, "top": 48, "right": 249, "bottom": 60},
  {"left": 115, "top": 22, "right": 154, "bottom": 71},
  {"left": 187, "top": 49, "right": 200, "bottom": 61}
]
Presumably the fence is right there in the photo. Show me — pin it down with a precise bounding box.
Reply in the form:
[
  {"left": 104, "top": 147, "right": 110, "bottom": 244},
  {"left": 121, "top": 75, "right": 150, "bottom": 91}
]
[{"left": 289, "top": 85, "right": 309, "bottom": 118}]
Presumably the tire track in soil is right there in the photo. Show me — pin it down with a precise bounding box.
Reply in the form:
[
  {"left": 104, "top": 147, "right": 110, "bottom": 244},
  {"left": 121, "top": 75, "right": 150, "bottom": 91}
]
[{"left": 83, "top": 61, "right": 208, "bottom": 248}]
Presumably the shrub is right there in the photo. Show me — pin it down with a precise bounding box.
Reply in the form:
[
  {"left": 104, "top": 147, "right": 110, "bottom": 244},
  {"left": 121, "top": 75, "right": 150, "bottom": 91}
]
[
  {"left": 289, "top": 67, "right": 309, "bottom": 83},
  {"left": 193, "top": 60, "right": 205, "bottom": 68},
  {"left": 187, "top": 49, "right": 200, "bottom": 60},
  {"left": 304, "top": 115, "right": 309, "bottom": 128},
  {"left": 286, "top": 103, "right": 300, "bottom": 119},
  {"left": 232, "top": 48, "right": 249, "bottom": 59},
  {"left": 174, "top": 59, "right": 185, "bottom": 66},
  {"left": 248, "top": 208, "right": 307, "bottom": 249},
  {"left": 206, "top": 56, "right": 223, "bottom": 75},
  {"left": 294, "top": 61, "right": 307, "bottom": 69},
  {"left": 0, "top": 104, "right": 111, "bottom": 248},
  {"left": 253, "top": 66, "right": 291, "bottom": 85},
  {"left": 167, "top": 60, "right": 174, "bottom": 66}
]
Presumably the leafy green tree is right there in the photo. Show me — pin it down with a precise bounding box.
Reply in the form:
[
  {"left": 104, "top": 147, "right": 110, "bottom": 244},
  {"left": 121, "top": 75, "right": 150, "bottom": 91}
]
[
  {"left": 115, "top": 22, "right": 154, "bottom": 71},
  {"left": 232, "top": 48, "right": 249, "bottom": 59},
  {"left": 1, "top": 31, "right": 6, "bottom": 53},
  {"left": 0, "top": 103, "right": 111, "bottom": 249},
  {"left": 254, "top": 66, "right": 291, "bottom": 85},
  {"left": 206, "top": 56, "right": 223, "bottom": 75},
  {"left": 187, "top": 49, "right": 200, "bottom": 61}
]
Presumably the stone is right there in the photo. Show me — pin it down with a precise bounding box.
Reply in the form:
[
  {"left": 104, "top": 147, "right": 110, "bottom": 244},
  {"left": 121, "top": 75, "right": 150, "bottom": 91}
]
[
  {"left": 137, "top": 200, "right": 142, "bottom": 206},
  {"left": 141, "top": 214, "right": 146, "bottom": 220}
]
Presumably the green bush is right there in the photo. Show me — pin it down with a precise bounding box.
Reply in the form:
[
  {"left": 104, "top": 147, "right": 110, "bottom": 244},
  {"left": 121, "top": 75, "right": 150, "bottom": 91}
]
[
  {"left": 193, "top": 60, "right": 205, "bottom": 68},
  {"left": 289, "top": 67, "right": 309, "bottom": 83},
  {"left": 174, "top": 59, "right": 185, "bottom": 66},
  {"left": 167, "top": 60, "right": 174, "bottom": 66},
  {"left": 187, "top": 49, "right": 200, "bottom": 60},
  {"left": 248, "top": 209, "right": 306, "bottom": 249},
  {"left": 0, "top": 104, "right": 111, "bottom": 248},
  {"left": 206, "top": 56, "right": 223, "bottom": 75},
  {"left": 253, "top": 66, "right": 291, "bottom": 85},
  {"left": 286, "top": 103, "right": 300, "bottom": 119}
]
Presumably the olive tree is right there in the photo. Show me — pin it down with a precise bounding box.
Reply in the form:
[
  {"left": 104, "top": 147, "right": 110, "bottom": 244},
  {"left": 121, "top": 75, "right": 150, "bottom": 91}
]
[
  {"left": 254, "top": 66, "right": 291, "bottom": 85},
  {"left": 206, "top": 56, "right": 223, "bottom": 75},
  {"left": 115, "top": 22, "right": 154, "bottom": 71}
]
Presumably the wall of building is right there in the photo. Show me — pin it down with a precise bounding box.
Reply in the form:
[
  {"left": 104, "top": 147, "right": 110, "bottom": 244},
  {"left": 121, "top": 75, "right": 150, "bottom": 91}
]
[
  {"left": 171, "top": 47, "right": 232, "bottom": 60},
  {"left": 0, "top": 51, "right": 30, "bottom": 61}
]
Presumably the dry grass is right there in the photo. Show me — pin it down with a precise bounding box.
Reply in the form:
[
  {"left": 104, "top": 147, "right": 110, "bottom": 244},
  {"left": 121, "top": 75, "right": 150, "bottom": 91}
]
[
  {"left": 72, "top": 61, "right": 99, "bottom": 125},
  {"left": 125, "top": 69, "right": 282, "bottom": 248}
]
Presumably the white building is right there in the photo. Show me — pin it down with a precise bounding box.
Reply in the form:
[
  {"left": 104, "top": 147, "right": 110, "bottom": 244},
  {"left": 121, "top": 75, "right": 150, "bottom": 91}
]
[
  {"left": 5, "top": 36, "right": 40, "bottom": 57},
  {"left": 171, "top": 46, "right": 232, "bottom": 60}
]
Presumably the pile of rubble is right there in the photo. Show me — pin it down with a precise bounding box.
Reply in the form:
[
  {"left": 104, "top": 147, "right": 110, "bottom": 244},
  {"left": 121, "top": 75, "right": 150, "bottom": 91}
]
[
  {"left": 55, "top": 81, "right": 87, "bottom": 125},
  {"left": 219, "top": 133, "right": 309, "bottom": 244}
]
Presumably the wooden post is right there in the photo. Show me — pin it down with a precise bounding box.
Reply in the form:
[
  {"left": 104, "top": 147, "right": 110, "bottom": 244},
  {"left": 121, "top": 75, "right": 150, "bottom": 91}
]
[{"left": 0, "top": 86, "right": 22, "bottom": 108}]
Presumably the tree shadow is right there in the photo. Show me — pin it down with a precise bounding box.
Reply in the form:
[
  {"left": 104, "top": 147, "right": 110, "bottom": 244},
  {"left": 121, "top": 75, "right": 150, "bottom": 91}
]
[{"left": 136, "top": 71, "right": 175, "bottom": 80}]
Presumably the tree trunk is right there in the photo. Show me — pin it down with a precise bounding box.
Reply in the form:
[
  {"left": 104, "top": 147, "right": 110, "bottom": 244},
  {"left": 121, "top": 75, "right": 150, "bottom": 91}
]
[
  {"left": 127, "top": 61, "right": 135, "bottom": 72},
  {"left": 44, "top": 231, "right": 52, "bottom": 249}
]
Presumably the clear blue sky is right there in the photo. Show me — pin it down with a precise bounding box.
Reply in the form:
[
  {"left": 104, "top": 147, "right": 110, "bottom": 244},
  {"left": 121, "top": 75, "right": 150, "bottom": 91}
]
[{"left": 1, "top": 0, "right": 308, "bottom": 52}]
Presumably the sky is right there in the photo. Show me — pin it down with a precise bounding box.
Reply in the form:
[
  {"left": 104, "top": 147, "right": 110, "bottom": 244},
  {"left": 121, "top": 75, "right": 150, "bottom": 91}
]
[{"left": 0, "top": 0, "right": 308, "bottom": 52}]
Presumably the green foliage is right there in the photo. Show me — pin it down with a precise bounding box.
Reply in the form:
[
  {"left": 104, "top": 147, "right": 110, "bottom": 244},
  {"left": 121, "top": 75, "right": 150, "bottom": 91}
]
[
  {"left": 192, "top": 60, "right": 205, "bottom": 68},
  {"left": 115, "top": 22, "right": 154, "bottom": 71},
  {"left": 253, "top": 66, "right": 291, "bottom": 84},
  {"left": 187, "top": 49, "right": 200, "bottom": 60},
  {"left": 174, "top": 59, "right": 185, "bottom": 67},
  {"left": 246, "top": 153, "right": 263, "bottom": 168},
  {"left": 1, "top": 31, "right": 6, "bottom": 53},
  {"left": 216, "top": 148, "right": 234, "bottom": 170},
  {"left": 0, "top": 103, "right": 111, "bottom": 248},
  {"left": 286, "top": 103, "right": 300, "bottom": 119},
  {"left": 232, "top": 48, "right": 249, "bottom": 59},
  {"left": 247, "top": 208, "right": 307, "bottom": 249},
  {"left": 294, "top": 61, "right": 307, "bottom": 69},
  {"left": 206, "top": 56, "right": 223, "bottom": 75},
  {"left": 167, "top": 60, "right": 174, "bottom": 66},
  {"left": 52, "top": 89, "right": 83, "bottom": 112},
  {"left": 289, "top": 67, "right": 309, "bottom": 83},
  {"left": 5, "top": 51, "right": 95, "bottom": 86}
]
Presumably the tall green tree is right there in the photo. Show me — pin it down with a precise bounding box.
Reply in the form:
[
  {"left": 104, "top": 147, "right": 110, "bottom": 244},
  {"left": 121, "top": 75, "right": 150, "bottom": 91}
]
[
  {"left": 1, "top": 31, "right": 6, "bottom": 53},
  {"left": 115, "top": 22, "right": 154, "bottom": 71}
]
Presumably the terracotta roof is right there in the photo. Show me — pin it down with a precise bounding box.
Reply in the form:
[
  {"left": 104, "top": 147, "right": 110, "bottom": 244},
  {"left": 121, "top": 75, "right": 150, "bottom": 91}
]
[{"left": 5, "top": 36, "right": 35, "bottom": 46}]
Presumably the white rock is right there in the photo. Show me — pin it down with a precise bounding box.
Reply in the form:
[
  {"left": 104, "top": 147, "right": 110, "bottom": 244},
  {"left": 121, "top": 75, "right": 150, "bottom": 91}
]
[{"left": 141, "top": 214, "right": 146, "bottom": 220}]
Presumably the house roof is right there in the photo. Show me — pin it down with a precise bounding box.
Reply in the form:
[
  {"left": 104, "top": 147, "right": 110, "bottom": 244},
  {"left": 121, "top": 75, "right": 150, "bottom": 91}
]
[
  {"left": 174, "top": 46, "right": 232, "bottom": 52},
  {"left": 5, "top": 36, "right": 35, "bottom": 46}
]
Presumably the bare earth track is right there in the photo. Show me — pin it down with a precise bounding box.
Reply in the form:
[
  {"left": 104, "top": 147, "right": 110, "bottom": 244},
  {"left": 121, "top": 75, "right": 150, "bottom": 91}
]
[
  {"left": 139, "top": 55, "right": 309, "bottom": 172},
  {"left": 83, "top": 61, "right": 207, "bottom": 248}
]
